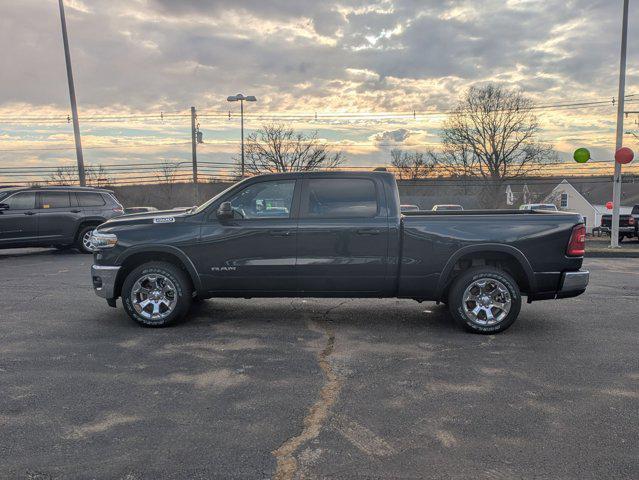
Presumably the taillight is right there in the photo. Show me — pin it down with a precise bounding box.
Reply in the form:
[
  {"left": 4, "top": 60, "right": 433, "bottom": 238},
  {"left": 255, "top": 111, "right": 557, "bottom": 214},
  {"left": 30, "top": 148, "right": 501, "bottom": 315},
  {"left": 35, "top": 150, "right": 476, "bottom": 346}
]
[
  {"left": 567, "top": 224, "right": 586, "bottom": 256},
  {"left": 113, "top": 207, "right": 123, "bottom": 214},
  {"left": 629, "top": 217, "right": 635, "bottom": 226}
]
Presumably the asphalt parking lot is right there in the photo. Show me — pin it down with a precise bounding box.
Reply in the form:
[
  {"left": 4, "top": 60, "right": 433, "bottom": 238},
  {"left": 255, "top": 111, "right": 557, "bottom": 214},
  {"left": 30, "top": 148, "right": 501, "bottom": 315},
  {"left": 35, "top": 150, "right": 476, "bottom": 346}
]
[{"left": 0, "top": 249, "right": 637, "bottom": 479}]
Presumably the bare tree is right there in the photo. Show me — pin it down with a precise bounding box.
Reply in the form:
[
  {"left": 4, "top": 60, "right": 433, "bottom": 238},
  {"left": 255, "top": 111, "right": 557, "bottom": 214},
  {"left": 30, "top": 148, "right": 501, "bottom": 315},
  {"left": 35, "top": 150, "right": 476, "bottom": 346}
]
[
  {"left": 437, "top": 85, "right": 556, "bottom": 179},
  {"left": 239, "top": 124, "right": 344, "bottom": 175},
  {"left": 49, "top": 164, "right": 112, "bottom": 187},
  {"left": 435, "top": 85, "right": 556, "bottom": 207},
  {"left": 155, "top": 160, "right": 179, "bottom": 205},
  {"left": 390, "top": 149, "right": 437, "bottom": 180}
]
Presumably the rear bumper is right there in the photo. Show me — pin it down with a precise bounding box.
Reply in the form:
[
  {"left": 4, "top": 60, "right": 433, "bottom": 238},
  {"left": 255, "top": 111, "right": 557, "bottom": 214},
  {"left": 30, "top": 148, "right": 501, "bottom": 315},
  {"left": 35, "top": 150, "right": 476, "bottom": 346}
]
[
  {"left": 91, "top": 265, "right": 120, "bottom": 299},
  {"left": 530, "top": 270, "right": 589, "bottom": 301},
  {"left": 556, "top": 270, "right": 589, "bottom": 299}
]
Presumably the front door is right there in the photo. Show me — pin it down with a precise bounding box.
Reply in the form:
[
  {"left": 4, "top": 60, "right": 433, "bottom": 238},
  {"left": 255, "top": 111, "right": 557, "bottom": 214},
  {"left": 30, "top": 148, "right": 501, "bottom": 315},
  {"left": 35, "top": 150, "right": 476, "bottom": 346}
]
[
  {"left": 296, "top": 177, "right": 389, "bottom": 294},
  {"left": 197, "top": 178, "right": 300, "bottom": 294},
  {"left": 0, "top": 192, "right": 38, "bottom": 246}
]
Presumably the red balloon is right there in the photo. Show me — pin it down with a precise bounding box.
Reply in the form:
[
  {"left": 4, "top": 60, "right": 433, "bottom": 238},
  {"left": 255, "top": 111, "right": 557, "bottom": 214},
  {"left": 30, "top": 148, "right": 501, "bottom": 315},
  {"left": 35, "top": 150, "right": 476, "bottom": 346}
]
[
  {"left": 606, "top": 201, "right": 613, "bottom": 210},
  {"left": 615, "top": 147, "right": 634, "bottom": 164}
]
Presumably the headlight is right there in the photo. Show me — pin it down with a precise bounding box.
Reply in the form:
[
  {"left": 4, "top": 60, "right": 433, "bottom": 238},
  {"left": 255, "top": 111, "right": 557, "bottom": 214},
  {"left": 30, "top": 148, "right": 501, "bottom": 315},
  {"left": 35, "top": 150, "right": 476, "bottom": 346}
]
[{"left": 90, "top": 230, "right": 118, "bottom": 249}]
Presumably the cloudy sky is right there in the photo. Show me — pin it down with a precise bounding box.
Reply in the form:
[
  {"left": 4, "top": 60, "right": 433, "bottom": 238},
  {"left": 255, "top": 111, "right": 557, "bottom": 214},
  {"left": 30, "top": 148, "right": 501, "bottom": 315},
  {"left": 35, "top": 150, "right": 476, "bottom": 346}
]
[{"left": 1, "top": 0, "right": 638, "bottom": 183}]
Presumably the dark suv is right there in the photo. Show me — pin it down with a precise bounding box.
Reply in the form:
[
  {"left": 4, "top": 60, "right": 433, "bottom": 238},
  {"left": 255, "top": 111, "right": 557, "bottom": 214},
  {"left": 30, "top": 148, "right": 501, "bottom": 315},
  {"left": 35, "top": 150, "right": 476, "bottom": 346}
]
[{"left": 0, "top": 186, "right": 123, "bottom": 253}]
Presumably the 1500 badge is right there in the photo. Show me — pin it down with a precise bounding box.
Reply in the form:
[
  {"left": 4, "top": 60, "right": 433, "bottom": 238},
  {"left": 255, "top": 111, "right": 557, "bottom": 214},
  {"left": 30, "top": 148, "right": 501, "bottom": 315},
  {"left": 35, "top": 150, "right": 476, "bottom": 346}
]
[{"left": 153, "top": 217, "right": 175, "bottom": 224}]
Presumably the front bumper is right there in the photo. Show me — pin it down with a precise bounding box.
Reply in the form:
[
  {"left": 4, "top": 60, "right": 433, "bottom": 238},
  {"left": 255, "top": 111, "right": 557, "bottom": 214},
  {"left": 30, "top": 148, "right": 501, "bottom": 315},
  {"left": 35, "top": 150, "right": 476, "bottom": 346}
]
[
  {"left": 556, "top": 270, "right": 589, "bottom": 299},
  {"left": 91, "top": 265, "right": 120, "bottom": 299}
]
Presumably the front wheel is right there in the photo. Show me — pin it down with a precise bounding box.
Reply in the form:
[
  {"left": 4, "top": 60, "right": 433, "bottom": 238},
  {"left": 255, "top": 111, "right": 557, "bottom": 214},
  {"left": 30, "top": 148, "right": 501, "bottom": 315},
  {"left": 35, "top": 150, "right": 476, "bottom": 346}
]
[
  {"left": 448, "top": 267, "right": 521, "bottom": 334},
  {"left": 122, "top": 262, "right": 193, "bottom": 327}
]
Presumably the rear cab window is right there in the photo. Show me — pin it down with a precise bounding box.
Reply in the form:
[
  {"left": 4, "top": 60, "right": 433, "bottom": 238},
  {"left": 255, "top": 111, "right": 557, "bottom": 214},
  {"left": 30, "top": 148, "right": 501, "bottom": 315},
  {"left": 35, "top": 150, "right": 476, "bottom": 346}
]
[{"left": 300, "top": 178, "right": 378, "bottom": 218}]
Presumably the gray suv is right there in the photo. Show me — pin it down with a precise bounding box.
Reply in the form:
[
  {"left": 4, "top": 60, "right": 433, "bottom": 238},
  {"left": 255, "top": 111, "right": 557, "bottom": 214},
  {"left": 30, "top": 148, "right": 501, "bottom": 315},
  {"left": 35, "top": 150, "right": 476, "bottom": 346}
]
[{"left": 0, "top": 186, "right": 123, "bottom": 253}]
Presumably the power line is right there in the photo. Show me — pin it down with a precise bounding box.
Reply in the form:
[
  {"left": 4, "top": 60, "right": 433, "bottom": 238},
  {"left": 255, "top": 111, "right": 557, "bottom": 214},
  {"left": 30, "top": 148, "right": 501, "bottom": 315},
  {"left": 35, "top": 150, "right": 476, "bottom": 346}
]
[{"left": 0, "top": 95, "right": 637, "bottom": 123}]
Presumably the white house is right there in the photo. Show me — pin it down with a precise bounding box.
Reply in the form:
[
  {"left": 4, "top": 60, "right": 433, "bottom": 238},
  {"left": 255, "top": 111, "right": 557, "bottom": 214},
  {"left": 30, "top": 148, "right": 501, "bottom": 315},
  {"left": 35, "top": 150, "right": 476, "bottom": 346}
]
[{"left": 544, "top": 179, "right": 635, "bottom": 232}]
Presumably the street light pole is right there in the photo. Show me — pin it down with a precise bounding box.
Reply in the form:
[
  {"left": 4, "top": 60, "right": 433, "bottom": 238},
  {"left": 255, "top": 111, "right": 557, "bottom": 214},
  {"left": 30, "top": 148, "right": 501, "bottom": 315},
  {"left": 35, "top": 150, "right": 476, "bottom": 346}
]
[
  {"left": 58, "top": 0, "right": 86, "bottom": 186},
  {"left": 611, "top": 0, "right": 630, "bottom": 248},
  {"left": 227, "top": 94, "right": 257, "bottom": 177},
  {"left": 240, "top": 99, "right": 245, "bottom": 177}
]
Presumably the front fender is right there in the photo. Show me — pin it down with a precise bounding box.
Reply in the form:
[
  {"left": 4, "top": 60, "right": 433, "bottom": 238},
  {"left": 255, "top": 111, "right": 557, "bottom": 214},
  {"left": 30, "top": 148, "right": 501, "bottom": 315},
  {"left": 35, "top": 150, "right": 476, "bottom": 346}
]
[{"left": 115, "top": 244, "right": 203, "bottom": 292}]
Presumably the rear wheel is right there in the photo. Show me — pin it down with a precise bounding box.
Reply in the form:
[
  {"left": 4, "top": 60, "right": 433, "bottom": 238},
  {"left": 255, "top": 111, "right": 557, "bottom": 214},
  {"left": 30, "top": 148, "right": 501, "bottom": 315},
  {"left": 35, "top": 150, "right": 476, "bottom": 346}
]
[
  {"left": 122, "top": 261, "right": 192, "bottom": 327},
  {"left": 448, "top": 267, "right": 521, "bottom": 334}
]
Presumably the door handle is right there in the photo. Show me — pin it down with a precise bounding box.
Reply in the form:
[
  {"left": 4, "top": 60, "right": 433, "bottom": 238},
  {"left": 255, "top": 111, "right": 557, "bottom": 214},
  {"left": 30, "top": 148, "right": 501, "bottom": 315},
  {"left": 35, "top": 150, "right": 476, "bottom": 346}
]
[
  {"left": 356, "top": 228, "right": 381, "bottom": 235},
  {"left": 24, "top": 211, "right": 36, "bottom": 216},
  {"left": 269, "top": 230, "right": 295, "bottom": 236},
  {"left": 71, "top": 209, "right": 82, "bottom": 213}
]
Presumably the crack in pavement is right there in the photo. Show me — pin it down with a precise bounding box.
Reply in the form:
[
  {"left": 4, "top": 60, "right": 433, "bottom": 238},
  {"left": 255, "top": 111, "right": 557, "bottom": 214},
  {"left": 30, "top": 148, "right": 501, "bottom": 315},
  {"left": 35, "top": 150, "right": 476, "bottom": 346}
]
[{"left": 272, "top": 318, "right": 343, "bottom": 480}]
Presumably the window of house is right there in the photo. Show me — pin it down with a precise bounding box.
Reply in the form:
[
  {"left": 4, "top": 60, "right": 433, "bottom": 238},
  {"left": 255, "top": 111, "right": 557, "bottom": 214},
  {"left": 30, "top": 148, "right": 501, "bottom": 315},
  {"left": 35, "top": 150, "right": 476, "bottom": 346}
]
[{"left": 560, "top": 193, "right": 568, "bottom": 208}]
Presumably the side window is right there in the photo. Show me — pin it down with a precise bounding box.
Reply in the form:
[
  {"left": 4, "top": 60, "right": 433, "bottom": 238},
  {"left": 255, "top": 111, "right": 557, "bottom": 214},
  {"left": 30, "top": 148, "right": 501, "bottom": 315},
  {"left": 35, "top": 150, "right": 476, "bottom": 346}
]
[
  {"left": 4, "top": 192, "right": 36, "bottom": 210},
  {"left": 227, "top": 180, "right": 295, "bottom": 219},
  {"left": 39, "top": 192, "right": 71, "bottom": 209},
  {"left": 77, "top": 192, "right": 106, "bottom": 207},
  {"left": 301, "top": 179, "right": 378, "bottom": 218}
]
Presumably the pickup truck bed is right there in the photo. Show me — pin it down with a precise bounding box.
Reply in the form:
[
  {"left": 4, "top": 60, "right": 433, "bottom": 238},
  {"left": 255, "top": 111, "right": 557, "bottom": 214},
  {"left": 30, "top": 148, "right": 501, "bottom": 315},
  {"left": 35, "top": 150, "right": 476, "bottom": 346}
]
[{"left": 90, "top": 171, "right": 588, "bottom": 333}]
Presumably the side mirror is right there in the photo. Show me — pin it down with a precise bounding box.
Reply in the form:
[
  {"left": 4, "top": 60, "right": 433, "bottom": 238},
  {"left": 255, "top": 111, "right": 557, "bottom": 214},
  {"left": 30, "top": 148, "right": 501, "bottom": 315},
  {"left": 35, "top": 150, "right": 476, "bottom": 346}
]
[
  {"left": 217, "top": 201, "right": 233, "bottom": 219},
  {"left": 0, "top": 203, "right": 9, "bottom": 211}
]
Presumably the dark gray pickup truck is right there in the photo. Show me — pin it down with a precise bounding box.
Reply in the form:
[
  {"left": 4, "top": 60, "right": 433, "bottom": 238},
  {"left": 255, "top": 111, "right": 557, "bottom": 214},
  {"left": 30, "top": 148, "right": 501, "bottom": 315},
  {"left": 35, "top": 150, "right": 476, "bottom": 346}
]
[
  {"left": 90, "top": 171, "right": 589, "bottom": 333},
  {"left": 601, "top": 204, "right": 639, "bottom": 241}
]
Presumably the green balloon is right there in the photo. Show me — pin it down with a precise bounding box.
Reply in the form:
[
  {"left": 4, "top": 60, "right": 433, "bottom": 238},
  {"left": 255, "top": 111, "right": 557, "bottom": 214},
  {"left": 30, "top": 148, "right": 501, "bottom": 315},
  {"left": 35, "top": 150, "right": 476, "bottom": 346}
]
[{"left": 573, "top": 147, "right": 590, "bottom": 163}]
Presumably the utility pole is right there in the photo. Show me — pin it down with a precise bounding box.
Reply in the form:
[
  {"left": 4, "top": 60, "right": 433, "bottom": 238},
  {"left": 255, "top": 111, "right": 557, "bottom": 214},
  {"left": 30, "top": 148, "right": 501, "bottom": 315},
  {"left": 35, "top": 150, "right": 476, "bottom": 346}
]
[
  {"left": 191, "top": 106, "right": 199, "bottom": 203},
  {"left": 58, "top": 0, "right": 85, "bottom": 186},
  {"left": 611, "top": 0, "right": 630, "bottom": 248}
]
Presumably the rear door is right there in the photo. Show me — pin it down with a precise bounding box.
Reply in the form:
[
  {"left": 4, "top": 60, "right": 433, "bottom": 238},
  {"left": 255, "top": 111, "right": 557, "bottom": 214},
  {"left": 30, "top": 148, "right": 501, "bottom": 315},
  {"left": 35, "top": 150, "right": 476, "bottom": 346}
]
[
  {"left": 36, "top": 191, "right": 81, "bottom": 245},
  {"left": 296, "top": 177, "right": 389, "bottom": 294},
  {"left": 0, "top": 192, "right": 38, "bottom": 246}
]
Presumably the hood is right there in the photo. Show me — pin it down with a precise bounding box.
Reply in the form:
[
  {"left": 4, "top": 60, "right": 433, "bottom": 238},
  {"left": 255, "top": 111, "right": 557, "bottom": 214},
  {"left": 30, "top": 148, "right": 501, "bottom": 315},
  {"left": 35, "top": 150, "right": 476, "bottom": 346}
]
[{"left": 99, "top": 210, "right": 192, "bottom": 229}]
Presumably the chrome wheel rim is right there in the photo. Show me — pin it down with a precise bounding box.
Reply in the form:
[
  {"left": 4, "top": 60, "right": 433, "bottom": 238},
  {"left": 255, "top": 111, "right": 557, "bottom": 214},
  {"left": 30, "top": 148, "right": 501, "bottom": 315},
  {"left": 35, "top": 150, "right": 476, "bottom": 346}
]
[
  {"left": 82, "top": 230, "right": 95, "bottom": 252},
  {"left": 130, "top": 274, "right": 178, "bottom": 321},
  {"left": 462, "top": 278, "right": 512, "bottom": 326}
]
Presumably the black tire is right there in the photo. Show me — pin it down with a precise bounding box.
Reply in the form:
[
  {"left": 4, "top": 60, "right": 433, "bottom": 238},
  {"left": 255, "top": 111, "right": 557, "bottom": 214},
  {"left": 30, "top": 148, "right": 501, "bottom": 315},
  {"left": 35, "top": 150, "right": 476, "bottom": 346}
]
[
  {"left": 76, "top": 225, "right": 97, "bottom": 254},
  {"left": 618, "top": 234, "right": 624, "bottom": 243},
  {"left": 448, "top": 267, "right": 521, "bottom": 334},
  {"left": 122, "top": 261, "right": 193, "bottom": 327}
]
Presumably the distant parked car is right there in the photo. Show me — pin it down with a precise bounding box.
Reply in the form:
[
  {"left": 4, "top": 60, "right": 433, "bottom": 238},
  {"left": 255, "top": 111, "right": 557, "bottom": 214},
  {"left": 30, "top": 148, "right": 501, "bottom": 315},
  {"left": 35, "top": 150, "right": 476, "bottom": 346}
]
[
  {"left": 601, "top": 204, "right": 639, "bottom": 242},
  {"left": 401, "top": 204, "right": 420, "bottom": 212},
  {"left": 0, "top": 186, "right": 124, "bottom": 253},
  {"left": 432, "top": 204, "right": 463, "bottom": 211},
  {"left": 124, "top": 206, "right": 158, "bottom": 215},
  {"left": 519, "top": 203, "right": 558, "bottom": 211}
]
